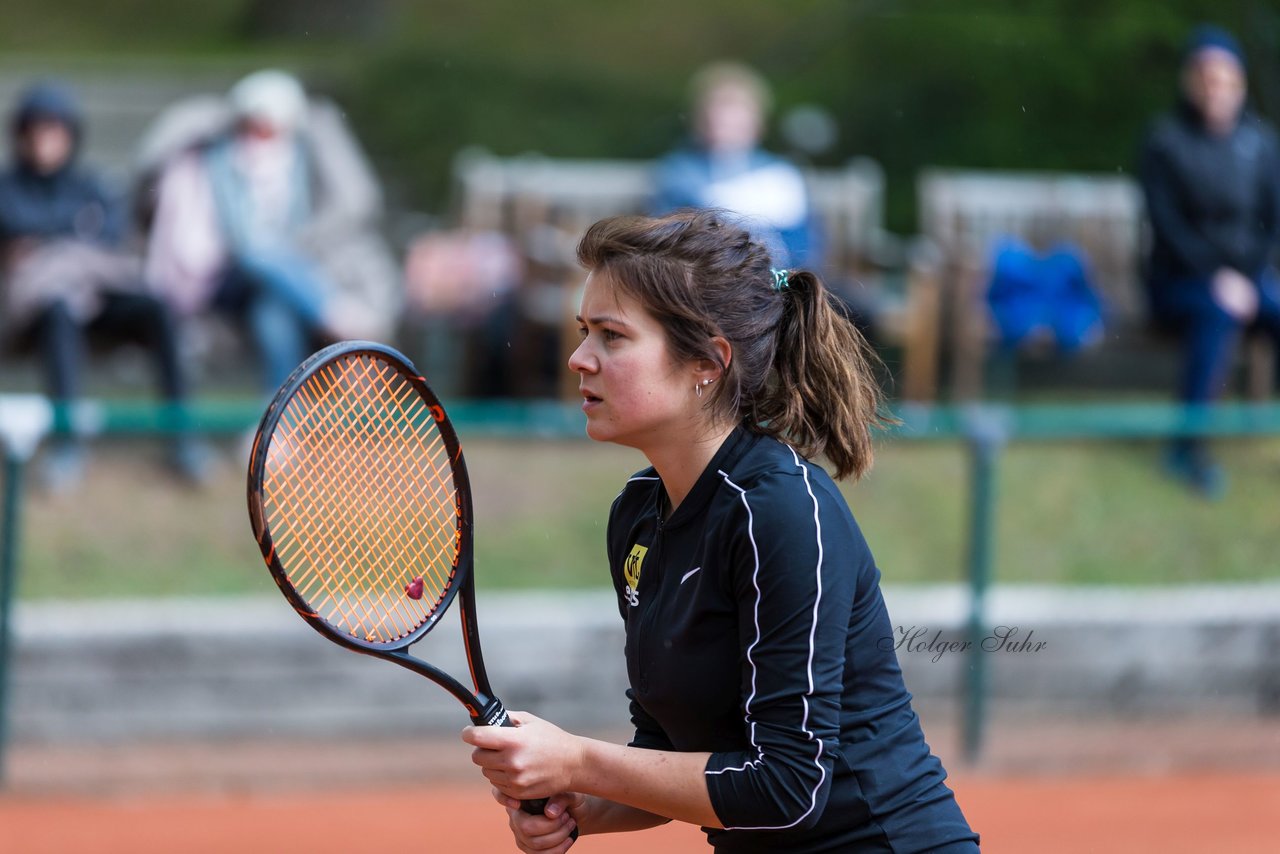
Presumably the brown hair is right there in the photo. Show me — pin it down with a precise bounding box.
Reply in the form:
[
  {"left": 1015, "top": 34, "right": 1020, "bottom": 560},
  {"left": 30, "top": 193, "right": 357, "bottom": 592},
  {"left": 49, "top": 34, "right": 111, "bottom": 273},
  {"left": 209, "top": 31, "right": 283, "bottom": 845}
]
[{"left": 576, "top": 210, "right": 888, "bottom": 480}]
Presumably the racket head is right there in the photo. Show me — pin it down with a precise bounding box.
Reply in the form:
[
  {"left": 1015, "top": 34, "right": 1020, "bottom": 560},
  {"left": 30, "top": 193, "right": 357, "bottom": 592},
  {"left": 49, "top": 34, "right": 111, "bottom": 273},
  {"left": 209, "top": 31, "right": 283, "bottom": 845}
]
[{"left": 247, "top": 341, "right": 473, "bottom": 654}]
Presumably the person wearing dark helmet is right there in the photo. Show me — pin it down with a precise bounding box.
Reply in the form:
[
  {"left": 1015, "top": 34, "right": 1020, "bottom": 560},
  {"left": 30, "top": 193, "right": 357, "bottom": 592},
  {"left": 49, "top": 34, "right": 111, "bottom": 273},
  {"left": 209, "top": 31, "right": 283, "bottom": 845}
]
[
  {"left": 0, "top": 81, "right": 208, "bottom": 491},
  {"left": 1138, "top": 25, "right": 1280, "bottom": 498}
]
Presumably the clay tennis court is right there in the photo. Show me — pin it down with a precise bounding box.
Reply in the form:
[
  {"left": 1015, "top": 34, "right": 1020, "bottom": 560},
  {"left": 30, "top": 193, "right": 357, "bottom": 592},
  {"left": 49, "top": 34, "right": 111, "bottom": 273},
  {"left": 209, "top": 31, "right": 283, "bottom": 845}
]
[
  {"left": 4, "top": 723, "right": 1278, "bottom": 853},
  {"left": 5, "top": 771, "right": 1278, "bottom": 852}
]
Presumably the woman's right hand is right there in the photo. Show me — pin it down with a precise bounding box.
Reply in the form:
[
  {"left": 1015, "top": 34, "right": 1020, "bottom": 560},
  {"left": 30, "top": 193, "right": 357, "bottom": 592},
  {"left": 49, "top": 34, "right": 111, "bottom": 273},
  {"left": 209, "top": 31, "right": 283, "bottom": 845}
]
[{"left": 492, "top": 789, "right": 585, "bottom": 853}]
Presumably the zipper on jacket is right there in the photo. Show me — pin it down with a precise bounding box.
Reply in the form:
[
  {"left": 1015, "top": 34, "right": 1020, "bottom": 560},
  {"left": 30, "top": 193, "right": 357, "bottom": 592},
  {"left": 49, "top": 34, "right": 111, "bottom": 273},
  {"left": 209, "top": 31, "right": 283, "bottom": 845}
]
[{"left": 635, "top": 514, "right": 665, "bottom": 694}]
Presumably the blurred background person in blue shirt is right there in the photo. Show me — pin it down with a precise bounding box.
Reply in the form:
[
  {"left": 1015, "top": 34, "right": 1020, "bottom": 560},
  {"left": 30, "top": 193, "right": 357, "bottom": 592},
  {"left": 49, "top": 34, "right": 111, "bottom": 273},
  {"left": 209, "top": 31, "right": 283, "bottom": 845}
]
[{"left": 653, "top": 62, "right": 824, "bottom": 272}]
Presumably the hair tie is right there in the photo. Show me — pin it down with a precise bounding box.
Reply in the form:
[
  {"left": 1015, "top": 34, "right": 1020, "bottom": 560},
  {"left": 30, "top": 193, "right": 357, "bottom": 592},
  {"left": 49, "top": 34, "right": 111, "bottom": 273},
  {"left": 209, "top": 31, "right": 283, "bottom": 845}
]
[{"left": 771, "top": 268, "right": 790, "bottom": 291}]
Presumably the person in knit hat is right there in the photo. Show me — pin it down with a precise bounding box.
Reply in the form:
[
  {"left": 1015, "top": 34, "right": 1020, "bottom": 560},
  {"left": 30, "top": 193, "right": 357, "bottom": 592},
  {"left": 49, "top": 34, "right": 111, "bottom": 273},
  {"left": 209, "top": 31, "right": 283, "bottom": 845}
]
[
  {"left": 0, "top": 81, "right": 209, "bottom": 491},
  {"left": 1137, "top": 25, "right": 1280, "bottom": 498}
]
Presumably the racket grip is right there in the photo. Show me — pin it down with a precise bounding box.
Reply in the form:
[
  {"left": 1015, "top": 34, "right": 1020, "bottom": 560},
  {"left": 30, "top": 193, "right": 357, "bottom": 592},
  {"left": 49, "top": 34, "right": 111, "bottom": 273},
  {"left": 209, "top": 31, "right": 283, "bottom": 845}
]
[
  {"left": 521, "top": 798, "right": 580, "bottom": 843},
  {"left": 475, "top": 699, "right": 579, "bottom": 843},
  {"left": 521, "top": 798, "right": 550, "bottom": 815}
]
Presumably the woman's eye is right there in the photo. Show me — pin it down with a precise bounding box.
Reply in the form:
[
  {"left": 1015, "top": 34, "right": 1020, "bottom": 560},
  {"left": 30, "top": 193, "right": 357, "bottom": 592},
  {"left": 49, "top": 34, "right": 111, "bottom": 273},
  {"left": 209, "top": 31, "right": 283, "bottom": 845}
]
[
  {"left": 602, "top": 329, "right": 621, "bottom": 342},
  {"left": 577, "top": 325, "right": 589, "bottom": 339}
]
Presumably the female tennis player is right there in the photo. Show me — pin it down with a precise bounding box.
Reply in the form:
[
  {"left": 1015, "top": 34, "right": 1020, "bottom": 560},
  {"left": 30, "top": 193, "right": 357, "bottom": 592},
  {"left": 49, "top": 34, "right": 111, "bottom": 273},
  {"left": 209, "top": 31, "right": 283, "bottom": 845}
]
[{"left": 462, "top": 210, "right": 980, "bottom": 852}]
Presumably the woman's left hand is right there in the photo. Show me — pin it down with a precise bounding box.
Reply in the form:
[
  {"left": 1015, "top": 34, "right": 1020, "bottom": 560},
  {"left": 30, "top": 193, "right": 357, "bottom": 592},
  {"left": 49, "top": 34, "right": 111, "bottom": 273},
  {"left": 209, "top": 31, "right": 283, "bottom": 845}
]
[{"left": 462, "top": 710, "right": 586, "bottom": 801}]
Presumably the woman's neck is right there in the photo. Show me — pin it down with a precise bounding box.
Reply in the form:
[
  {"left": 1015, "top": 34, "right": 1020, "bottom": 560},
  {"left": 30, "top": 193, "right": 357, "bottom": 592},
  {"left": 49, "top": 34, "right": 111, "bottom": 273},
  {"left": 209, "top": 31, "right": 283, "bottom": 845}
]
[{"left": 645, "top": 422, "right": 737, "bottom": 517}]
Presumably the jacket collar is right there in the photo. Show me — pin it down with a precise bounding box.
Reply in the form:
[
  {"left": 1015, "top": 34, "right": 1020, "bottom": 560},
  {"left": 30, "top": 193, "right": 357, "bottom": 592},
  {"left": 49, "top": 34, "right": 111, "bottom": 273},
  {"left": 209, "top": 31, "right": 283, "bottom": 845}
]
[{"left": 656, "top": 424, "right": 756, "bottom": 529}]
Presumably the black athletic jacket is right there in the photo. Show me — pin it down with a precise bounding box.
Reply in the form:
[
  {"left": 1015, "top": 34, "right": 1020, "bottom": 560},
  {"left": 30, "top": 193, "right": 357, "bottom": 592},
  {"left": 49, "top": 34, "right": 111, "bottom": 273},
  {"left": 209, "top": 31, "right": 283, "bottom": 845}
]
[
  {"left": 607, "top": 426, "right": 979, "bottom": 853},
  {"left": 1139, "top": 102, "right": 1280, "bottom": 287}
]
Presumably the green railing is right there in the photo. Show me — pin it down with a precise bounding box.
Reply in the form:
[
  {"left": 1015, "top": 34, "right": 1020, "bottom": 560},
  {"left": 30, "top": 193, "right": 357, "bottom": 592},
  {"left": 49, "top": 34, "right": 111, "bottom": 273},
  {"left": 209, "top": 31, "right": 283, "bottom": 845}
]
[
  {"left": 894, "top": 400, "right": 1280, "bottom": 761},
  {"left": 2, "top": 396, "right": 1279, "bottom": 782}
]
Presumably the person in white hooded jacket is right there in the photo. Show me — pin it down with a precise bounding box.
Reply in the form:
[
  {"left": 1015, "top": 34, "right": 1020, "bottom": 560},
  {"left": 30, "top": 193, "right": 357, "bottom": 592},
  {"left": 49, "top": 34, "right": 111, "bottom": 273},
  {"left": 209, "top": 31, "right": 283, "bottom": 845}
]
[{"left": 142, "top": 69, "right": 400, "bottom": 391}]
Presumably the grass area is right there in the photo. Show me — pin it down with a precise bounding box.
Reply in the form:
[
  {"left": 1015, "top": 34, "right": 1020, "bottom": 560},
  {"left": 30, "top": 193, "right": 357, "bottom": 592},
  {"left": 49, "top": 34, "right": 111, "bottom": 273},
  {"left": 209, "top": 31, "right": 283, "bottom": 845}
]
[{"left": 8, "top": 431, "right": 1280, "bottom": 602}]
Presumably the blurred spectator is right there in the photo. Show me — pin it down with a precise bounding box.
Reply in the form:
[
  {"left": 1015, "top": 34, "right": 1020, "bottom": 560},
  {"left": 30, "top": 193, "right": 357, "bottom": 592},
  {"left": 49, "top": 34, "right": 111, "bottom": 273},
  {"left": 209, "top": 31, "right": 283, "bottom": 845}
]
[
  {"left": 652, "top": 62, "right": 823, "bottom": 271},
  {"left": 142, "top": 69, "right": 400, "bottom": 392},
  {"left": 402, "top": 228, "right": 523, "bottom": 397},
  {"left": 0, "top": 81, "right": 208, "bottom": 492},
  {"left": 1138, "top": 25, "right": 1280, "bottom": 498}
]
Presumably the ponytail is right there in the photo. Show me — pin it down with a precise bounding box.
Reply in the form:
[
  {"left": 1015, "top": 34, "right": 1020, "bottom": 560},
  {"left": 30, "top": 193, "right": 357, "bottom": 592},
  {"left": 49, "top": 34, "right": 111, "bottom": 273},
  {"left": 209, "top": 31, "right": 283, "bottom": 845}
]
[{"left": 754, "top": 270, "right": 889, "bottom": 480}]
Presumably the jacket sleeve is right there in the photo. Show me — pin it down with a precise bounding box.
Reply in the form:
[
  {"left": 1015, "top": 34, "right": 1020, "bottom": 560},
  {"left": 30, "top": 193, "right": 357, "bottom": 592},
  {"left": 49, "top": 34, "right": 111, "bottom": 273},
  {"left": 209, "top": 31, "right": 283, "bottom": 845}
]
[
  {"left": 1239, "top": 126, "right": 1280, "bottom": 277},
  {"left": 144, "top": 152, "right": 226, "bottom": 315},
  {"left": 1139, "top": 130, "right": 1222, "bottom": 280},
  {"left": 702, "top": 470, "right": 856, "bottom": 832},
  {"left": 91, "top": 177, "right": 128, "bottom": 247}
]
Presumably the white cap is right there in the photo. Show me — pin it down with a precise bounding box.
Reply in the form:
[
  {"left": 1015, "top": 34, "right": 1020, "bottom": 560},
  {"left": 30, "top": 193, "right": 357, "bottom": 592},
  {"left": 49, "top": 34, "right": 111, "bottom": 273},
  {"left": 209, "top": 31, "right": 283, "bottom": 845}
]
[{"left": 229, "top": 69, "right": 307, "bottom": 132}]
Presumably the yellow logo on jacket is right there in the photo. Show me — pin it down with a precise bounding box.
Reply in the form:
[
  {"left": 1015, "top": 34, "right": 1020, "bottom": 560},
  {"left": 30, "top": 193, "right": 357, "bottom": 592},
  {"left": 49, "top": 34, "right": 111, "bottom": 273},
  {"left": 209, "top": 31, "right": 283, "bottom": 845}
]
[{"left": 623, "top": 543, "right": 648, "bottom": 607}]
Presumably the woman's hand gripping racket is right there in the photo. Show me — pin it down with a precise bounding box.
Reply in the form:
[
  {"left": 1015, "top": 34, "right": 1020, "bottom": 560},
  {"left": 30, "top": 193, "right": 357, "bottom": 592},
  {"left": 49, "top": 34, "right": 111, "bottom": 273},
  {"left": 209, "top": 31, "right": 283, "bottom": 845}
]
[{"left": 247, "top": 340, "right": 563, "bottom": 826}]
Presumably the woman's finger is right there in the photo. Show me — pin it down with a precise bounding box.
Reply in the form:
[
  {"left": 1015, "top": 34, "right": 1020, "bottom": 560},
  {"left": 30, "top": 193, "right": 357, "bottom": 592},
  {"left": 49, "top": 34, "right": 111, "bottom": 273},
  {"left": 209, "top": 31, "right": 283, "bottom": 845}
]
[
  {"left": 510, "top": 809, "right": 577, "bottom": 852},
  {"left": 490, "top": 786, "right": 522, "bottom": 811}
]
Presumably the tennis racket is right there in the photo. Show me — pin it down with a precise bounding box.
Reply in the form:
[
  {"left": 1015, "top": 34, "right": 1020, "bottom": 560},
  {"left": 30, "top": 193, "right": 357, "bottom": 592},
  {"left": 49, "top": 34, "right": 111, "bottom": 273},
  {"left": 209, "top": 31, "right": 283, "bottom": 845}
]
[{"left": 246, "top": 340, "right": 554, "bottom": 820}]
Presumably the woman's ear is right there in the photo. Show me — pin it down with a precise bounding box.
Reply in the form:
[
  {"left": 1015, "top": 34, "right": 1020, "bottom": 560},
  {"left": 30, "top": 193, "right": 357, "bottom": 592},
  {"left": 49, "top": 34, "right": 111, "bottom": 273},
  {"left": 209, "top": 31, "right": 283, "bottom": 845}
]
[{"left": 694, "top": 336, "right": 733, "bottom": 383}]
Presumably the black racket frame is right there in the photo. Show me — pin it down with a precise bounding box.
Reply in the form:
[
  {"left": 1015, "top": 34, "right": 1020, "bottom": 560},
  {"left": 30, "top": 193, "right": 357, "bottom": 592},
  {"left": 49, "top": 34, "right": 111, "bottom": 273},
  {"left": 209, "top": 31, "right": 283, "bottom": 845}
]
[{"left": 247, "top": 340, "right": 554, "bottom": 818}]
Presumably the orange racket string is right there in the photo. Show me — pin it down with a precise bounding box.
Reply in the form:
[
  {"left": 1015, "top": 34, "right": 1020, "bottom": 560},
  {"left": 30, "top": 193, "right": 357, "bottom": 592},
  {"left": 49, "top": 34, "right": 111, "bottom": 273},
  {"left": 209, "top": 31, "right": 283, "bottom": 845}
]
[
  {"left": 262, "top": 354, "right": 463, "bottom": 643},
  {"left": 270, "top": 392, "right": 413, "bottom": 638},
  {"left": 271, "top": 370, "right": 416, "bottom": 636},
  {"left": 270, "top": 368, "right": 452, "bottom": 640},
  {"left": 333, "top": 358, "right": 460, "bottom": 596},
  {"left": 290, "top": 363, "right": 456, "bottom": 637}
]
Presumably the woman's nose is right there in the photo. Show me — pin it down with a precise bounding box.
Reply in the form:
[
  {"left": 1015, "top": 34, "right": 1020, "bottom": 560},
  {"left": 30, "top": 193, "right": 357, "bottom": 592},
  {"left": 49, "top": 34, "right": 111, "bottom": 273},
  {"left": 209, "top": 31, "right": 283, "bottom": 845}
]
[{"left": 568, "top": 339, "right": 593, "bottom": 374}]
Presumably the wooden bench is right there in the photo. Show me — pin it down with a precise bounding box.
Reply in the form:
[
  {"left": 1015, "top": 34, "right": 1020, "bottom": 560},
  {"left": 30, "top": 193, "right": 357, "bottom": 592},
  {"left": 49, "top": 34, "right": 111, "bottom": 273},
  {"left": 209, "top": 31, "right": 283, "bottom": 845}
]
[
  {"left": 448, "top": 148, "right": 937, "bottom": 399},
  {"left": 912, "top": 168, "right": 1274, "bottom": 401}
]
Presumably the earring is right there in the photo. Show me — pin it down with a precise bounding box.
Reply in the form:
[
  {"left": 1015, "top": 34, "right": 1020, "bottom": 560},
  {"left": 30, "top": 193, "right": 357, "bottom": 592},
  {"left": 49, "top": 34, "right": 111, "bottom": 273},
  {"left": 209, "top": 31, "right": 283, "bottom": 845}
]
[{"left": 695, "top": 378, "right": 712, "bottom": 398}]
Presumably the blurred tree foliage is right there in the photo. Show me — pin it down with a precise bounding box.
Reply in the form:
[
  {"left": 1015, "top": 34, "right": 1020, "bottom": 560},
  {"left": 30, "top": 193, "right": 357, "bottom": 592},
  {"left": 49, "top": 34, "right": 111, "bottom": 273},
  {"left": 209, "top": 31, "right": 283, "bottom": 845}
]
[
  {"left": 338, "top": 0, "right": 1280, "bottom": 228},
  {"left": 3, "top": 0, "right": 1278, "bottom": 229}
]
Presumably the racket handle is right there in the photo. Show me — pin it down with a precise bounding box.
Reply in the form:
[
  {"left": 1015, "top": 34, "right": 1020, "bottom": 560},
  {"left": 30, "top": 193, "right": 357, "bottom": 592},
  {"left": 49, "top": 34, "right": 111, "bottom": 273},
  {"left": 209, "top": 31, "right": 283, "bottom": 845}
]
[
  {"left": 521, "top": 798, "right": 580, "bottom": 843},
  {"left": 474, "top": 698, "right": 580, "bottom": 843},
  {"left": 521, "top": 798, "right": 550, "bottom": 815}
]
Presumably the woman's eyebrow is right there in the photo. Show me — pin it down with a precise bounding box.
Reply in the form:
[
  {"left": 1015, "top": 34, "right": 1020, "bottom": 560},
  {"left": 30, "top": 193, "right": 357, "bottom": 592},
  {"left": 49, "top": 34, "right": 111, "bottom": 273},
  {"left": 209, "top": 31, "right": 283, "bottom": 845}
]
[{"left": 577, "top": 314, "right": 633, "bottom": 329}]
